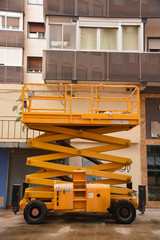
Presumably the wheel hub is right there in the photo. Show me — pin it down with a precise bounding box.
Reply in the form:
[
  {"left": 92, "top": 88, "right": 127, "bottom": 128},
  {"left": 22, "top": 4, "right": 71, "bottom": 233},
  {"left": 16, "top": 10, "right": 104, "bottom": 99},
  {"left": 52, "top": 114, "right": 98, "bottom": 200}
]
[
  {"left": 119, "top": 206, "right": 131, "bottom": 219},
  {"left": 31, "top": 208, "right": 39, "bottom": 217}
]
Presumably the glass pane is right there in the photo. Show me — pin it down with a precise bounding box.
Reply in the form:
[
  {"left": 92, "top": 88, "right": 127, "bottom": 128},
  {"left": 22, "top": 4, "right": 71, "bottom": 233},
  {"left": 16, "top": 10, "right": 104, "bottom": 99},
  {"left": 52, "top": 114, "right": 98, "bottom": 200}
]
[
  {"left": 50, "top": 25, "right": 62, "bottom": 49},
  {"left": 101, "top": 28, "right": 117, "bottom": 50},
  {"left": 28, "top": 0, "right": 43, "bottom": 4},
  {"left": 147, "top": 154, "right": 155, "bottom": 166},
  {"left": 147, "top": 145, "right": 160, "bottom": 201},
  {"left": 7, "top": 17, "right": 19, "bottom": 30},
  {"left": 29, "top": 32, "right": 38, "bottom": 38},
  {"left": 39, "top": 32, "right": 45, "bottom": 39},
  {"left": 122, "top": 26, "right": 138, "bottom": 51},
  {"left": 35, "top": 0, "right": 43, "bottom": 4},
  {"left": 81, "top": 28, "right": 97, "bottom": 50},
  {"left": 82, "top": 157, "right": 101, "bottom": 181},
  {"left": 28, "top": 0, "right": 34, "bottom": 3},
  {"left": 1, "top": 16, "right": 5, "bottom": 29},
  {"left": 155, "top": 154, "right": 160, "bottom": 166},
  {"left": 63, "top": 26, "right": 76, "bottom": 49}
]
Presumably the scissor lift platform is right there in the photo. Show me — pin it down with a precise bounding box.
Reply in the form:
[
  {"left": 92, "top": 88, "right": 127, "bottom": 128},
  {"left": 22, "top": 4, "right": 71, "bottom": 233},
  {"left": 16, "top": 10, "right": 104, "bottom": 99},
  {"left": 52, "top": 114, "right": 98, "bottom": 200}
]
[
  {"left": 22, "top": 84, "right": 139, "bottom": 129},
  {"left": 20, "top": 84, "right": 140, "bottom": 223}
]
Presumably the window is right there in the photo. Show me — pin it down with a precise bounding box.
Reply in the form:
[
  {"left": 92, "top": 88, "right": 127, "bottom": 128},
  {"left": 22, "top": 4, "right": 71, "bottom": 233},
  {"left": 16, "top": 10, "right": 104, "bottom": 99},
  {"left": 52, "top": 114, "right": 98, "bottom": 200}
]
[
  {"left": 122, "top": 26, "right": 139, "bottom": 51},
  {"left": 148, "top": 38, "right": 160, "bottom": 52},
  {"left": 28, "top": 0, "right": 43, "bottom": 5},
  {"left": 28, "top": 22, "right": 45, "bottom": 39},
  {"left": 0, "top": 48, "right": 22, "bottom": 66},
  {"left": 0, "top": 12, "right": 22, "bottom": 31},
  {"left": 50, "top": 24, "right": 76, "bottom": 49},
  {"left": 1, "top": 16, "right": 5, "bottom": 29},
  {"left": 0, "top": 16, "right": 20, "bottom": 30},
  {"left": 147, "top": 146, "right": 160, "bottom": 201},
  {"left": 47, "top": 20, "right": 142, "bottom": 52},
  {"left": 101, "top": 28, "right": 117, "bottom": 50},
  {"left": 81, "top": 28, "right": 97, "bottom": 50},
  {"left": 27, "top": 57, "right": 42, "bottom": 73},
  {"left": 80, "top": 27, "right": 117, "bottom": 50},
  {"left": 82, "top": 157, "right": 101, "bottom": 181},
  {"left": 146, "top": 98, "right": 160, "bottom": 139},
  {"left": 7, "top": 17, "right": 19, "bottom": 30}
]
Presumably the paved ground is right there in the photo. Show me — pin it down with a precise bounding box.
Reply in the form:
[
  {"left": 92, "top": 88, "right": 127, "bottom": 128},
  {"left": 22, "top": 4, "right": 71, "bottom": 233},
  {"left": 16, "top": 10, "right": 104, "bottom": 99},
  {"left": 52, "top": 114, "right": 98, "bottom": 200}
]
[{"left": 0, "top": 209, "right": 160, "bottom": 240}]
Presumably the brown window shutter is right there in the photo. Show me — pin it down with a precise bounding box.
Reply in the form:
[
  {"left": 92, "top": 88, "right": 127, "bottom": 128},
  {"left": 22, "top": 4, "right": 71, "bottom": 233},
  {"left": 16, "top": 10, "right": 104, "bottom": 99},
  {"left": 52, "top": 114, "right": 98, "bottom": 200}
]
[
  {"left": 28, "top": 57, "right": 42, "bottom": 71},
  {"left": 7, "top": 17, "right": 19, "bottom": 27},
  {"left": 29, "top": 23, "right": 45, "bottom": 33}
]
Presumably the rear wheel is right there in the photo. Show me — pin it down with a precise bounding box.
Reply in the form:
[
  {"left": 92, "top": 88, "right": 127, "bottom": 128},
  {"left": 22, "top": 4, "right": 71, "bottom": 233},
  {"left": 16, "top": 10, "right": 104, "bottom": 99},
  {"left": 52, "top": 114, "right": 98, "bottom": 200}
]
[
  {"left": 113, "top": 200, "right": 136, "bottom": 224},
  {"left": 24, "top": 200, "right": 47, "bottom": 224}
]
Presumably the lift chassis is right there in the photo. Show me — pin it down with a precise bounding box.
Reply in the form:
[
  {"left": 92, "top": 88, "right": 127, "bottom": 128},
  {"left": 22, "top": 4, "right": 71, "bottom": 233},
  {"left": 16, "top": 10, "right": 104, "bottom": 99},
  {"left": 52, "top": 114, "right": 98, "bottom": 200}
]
[{"left": 13, "top": 84, "right": 146, "bottom": 224}]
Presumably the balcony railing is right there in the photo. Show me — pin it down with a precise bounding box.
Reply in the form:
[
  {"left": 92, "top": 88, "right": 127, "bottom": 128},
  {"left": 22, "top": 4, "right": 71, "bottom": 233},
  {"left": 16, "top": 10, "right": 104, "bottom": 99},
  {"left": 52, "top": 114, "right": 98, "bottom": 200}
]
[
  {"left": 44, "top": 0, "right": 160, "bottom": 18},
  {"left": 0, "top": 0, "right": 24, "bottom": 12},
  {"left": 0, "top": 117, "right": 41, "bottom": 141},
  {"left": 0, "top": 66, "right": 23, "bottom": 84},
  {"left": 43, "top": 51, "right": 160, "bottom": 83},
  {"left": 0, "top": 30, "right": 24, "bottom": 48}
]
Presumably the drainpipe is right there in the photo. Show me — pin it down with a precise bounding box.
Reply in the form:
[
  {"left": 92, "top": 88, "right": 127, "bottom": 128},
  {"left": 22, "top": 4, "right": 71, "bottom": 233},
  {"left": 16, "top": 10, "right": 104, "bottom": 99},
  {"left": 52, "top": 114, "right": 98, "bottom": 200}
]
[{"left": 142, "top": 18, "right": 147, "bottom": 52}]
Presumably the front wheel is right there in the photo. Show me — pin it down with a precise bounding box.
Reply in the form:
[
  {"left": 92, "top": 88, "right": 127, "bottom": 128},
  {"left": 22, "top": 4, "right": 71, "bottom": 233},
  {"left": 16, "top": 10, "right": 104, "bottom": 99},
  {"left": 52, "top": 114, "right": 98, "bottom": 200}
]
[
  {"left": 113, "top": 200, "right": 136, "bottom": 224},
  {"left": 24, "top": 200, "right": 47, "bottom": 224}
]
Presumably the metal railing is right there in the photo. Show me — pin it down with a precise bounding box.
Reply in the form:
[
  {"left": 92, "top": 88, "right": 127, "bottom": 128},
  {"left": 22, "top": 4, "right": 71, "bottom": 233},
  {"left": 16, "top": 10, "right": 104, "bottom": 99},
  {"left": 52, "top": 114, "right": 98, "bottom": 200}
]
[
  {"left": 0, "top": 117, "right": 41, "bottom": 140},
  {"left": 21, "top": 84, "right": 140, "bottom": 126}
]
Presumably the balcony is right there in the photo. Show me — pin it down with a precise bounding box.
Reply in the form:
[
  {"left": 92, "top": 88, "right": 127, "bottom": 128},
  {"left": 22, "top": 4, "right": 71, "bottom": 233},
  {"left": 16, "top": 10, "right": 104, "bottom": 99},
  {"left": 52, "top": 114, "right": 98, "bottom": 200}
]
[
  {"left": 0, "top": 0, "right": 24, "bottom": 12},
  {"left": 43, "top": 51, "right": 160, "bottom": 83},
  {"left": 0, "top": 66, "right": 23, "bottom": 84},
  {"left": 44, "top": 0, "right": 160, "bottom": 18},
  {"left": 0, "top": 30, "right": 24, "bottom": 48},
  {"left": 0, "top": 117, "right": 42, "bottom": 142}
]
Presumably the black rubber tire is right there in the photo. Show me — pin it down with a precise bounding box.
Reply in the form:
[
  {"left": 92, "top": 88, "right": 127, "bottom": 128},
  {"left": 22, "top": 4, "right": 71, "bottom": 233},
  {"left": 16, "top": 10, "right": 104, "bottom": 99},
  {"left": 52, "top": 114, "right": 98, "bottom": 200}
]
[
  {"left": 113, "top": 200, "right": 136, "bottom": 224},
  {"left": 107, "top": 208, "right": 113, "bottom": 214},
  {"left": 24, "top": 200, "right": 47, "bottom": 224}
]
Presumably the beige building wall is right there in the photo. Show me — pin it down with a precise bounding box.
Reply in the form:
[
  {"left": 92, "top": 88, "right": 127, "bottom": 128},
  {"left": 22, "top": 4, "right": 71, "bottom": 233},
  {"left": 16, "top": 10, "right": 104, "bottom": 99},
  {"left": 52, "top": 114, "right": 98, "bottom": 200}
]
[
  {"left": 24, "top": 0, "right": 46, "bottom": 84},
  {"left": 0, "top": 84, "right": 40, "bottom": 142},
  {"left": 0, "top": 84, "right": 22, "bottom": 117}
]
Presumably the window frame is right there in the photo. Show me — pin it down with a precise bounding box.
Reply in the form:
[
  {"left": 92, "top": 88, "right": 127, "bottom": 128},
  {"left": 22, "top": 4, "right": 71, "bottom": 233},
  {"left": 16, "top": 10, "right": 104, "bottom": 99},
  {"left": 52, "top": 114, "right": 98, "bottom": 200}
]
[
  {"left": 0, "top": 11, "right": 23, "bottom": 31},
  {"left": 121, "top": 23, "right": 141, "bottom": 52},
  {"left": 28, "top": 22, "right": 46, "bottom": 39},
  {"left": 78, "top": 19, "right": 143, "bottom": 53},
  {"left": 49, "top": 22, "right": 77, "bottom": 50},
  {"left": 27, "top": 56, "right": 42, "bottom": 73},
  {"left": 80, "top": 26, "right": 119, "bottom": 51},
  {"left": 47, "top": 18, "right": 143, "bottom": 52},
  {"left": 27, "top": 0, "right": 43, "bottom": 5},
  {"left": 147, "top": 37, "right": 160, "bottom": 52},
  {"left": 147, "top": 145, "right": 160, "bottom": 202}
]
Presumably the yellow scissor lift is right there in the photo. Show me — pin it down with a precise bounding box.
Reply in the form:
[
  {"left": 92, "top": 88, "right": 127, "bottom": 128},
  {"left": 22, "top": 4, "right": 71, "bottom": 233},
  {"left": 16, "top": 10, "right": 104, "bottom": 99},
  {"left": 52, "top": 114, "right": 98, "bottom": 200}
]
[{"left": 19, "top": 83, "right": 142, "bottom": 224}]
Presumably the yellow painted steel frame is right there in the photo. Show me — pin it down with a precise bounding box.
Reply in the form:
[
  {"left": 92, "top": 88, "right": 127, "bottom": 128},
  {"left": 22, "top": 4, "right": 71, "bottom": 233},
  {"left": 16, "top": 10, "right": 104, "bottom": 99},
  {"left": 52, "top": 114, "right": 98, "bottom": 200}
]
[
  {"left": 20, "top": 84, "right": 139, "bottom": 211},
  {"left": 21, "top": 83, "right": 140, "bottom": 127}
]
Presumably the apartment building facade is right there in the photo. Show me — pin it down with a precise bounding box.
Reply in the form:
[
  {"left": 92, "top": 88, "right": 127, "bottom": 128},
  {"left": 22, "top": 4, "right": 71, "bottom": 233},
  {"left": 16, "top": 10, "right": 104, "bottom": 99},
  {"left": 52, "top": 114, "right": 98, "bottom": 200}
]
[{"left": 0, "top": 0, "right": 160, "bottom": 209}]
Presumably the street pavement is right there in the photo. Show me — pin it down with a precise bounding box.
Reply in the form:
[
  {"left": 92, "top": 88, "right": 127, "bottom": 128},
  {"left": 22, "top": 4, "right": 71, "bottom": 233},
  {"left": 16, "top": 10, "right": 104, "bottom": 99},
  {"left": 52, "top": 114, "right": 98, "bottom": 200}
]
[{"left": 0, "top": 208, "right": 160, "bottom": 240}]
